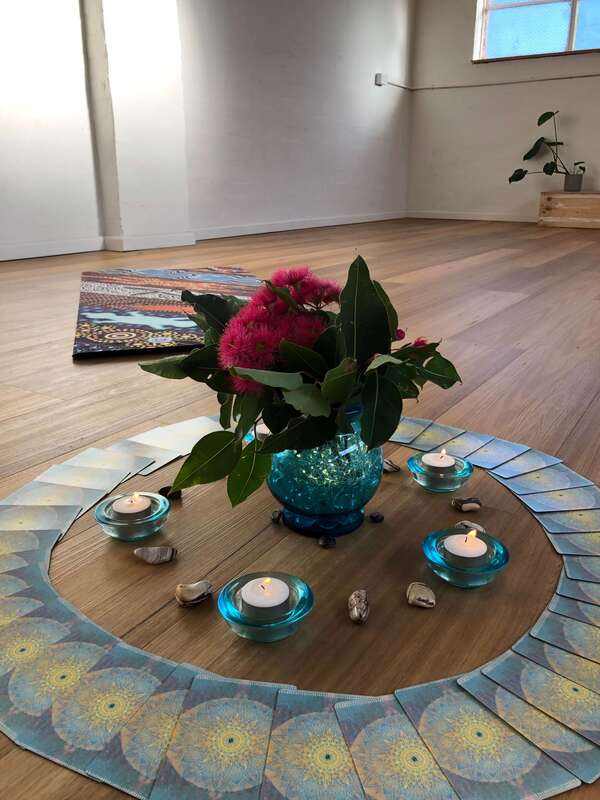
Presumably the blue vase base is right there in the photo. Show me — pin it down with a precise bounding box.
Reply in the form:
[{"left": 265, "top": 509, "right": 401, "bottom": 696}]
[{"left": 280, "top": 507, "right": 364, "bottom": 538}]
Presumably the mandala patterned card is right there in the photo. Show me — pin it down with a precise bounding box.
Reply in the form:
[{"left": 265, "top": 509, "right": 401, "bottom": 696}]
[
  {"left": 557, "top": 572, "right": 600, "bottom": 606},
  {"left": 564, "top": 556, "right": 600, "bottom": 583},
  {"left": 482, "top": 652, "right": 600, "bottom": 746},
  {"left": 87, "top": 663, "right": 197, "bottom": 799},
  {"left": 491, "top": 464, "right": 592, "bottom": 496},
  {"left": 408, "top": 423, "right": 465, "bottom": 452},
  {"left": 108, "top": 441, "right": 181, "bottom": 476},
  {"left": 389, "top": 418, "right": 432, "bottom": 444},
  {"left": 34, "top": 464, "right": 129, "bottom": 492},
  {"left": 520, "top": 486, "right": 600, "bottom": 514},
  {"left": 260, "top": 689, "right": 365, "bottom": 800},
  {"left": 533, "top": 509, "right": 600, "bottom": 534},
  {"left": 395, "top": 677, "right": 576, "bottom": 800},
  {"left": 15, "top": 641, "right": 176, "bottom": 773},
  {"left": 491, "top": 450, "right": 563, "bottom": 479},
  {"left": 531, "top": 610, "right": 600, "bottom": 665},
  {"left": 512, "top": 634, "right": 600, "bottom": 695},
  {"left": 0, "top": 482, "right": 105, "bottom": 517},
  {"left": 63, "top": 447, "right": 154, "bottom": 478},
  {"left": 129, "top": 417, "right": 221, "bottom": 456},
  {"left": 549, "top": 594, "right": 600, "bottom": 628},
  {"left": 0, "top": 505, "right": 81, "bottom": 534},
  {"left": 151, "top": 676, "right": 279, "bottom": 800},
  {"left": 458, "top": 670, "right": 596, "bottom": 784},
  {"left": 0, "top": 529, "right": 62, "bottom": 574},
  {"left": 437, "top": 432, "right": 494, "bottom": 460},
  {"left": 335, "top": 695, "right": 459, "bottom": 799},
  {"left": 548, "top": 533, "right": 600, "bottom": 557},
  {"left": 466, "top": 439, "right": 530, "bottom": 470}
]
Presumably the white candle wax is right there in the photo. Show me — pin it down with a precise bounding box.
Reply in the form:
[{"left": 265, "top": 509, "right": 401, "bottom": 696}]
[
  {"left": 112, "top": 493, "right": 151, "bottom": 515},
  {"left": 240, "top": 577, "right": 290, "bottom": 620},
  {"left": 422, "top": 449, "right": 456, "bottom": 470},
  {"left": 444, "top": 530, "right": 488, "bottom": 559}
]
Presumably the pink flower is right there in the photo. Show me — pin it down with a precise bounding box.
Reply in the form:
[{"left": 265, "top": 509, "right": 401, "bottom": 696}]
[
  {"left": 413, "top": 337, "right": 428, "bottom": 347},
  {"left": 270, "top": 266, "right": 311, "bottom": 288},
  {"left": 395, "top": 328, "right": 406, "bottom": 341}
]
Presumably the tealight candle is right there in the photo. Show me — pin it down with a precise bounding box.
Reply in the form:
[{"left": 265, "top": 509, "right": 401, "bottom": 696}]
[
  {"left": 421, "top": 449, "right": 456, "bottom": 471},
  {"left": 443, "top": 529, "right": 489, "bottom": 567},
  {"left": 112, "top": 492, "right": 152, "bottom": 516},
  {"left": 240, "top": 576, "right": 290, "bottom": 621}
]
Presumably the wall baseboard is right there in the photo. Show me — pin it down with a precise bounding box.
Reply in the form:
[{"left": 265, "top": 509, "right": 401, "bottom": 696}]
[
  {"left": 407, "top": 210, "right": 538, "bottom": 223},
  {"left": 104, "top": 231, "right": 197, "bottom": 251},
  {"left": 192, "top": 211, "right": 408, "bottom": 241},
  {"left": 0, "top": 236, "right": 104, "bottom": 262}
]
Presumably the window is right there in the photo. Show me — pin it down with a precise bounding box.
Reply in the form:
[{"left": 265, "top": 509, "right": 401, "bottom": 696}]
[{"left": 474, "top": 0, "right": 600, "bottom": 61}]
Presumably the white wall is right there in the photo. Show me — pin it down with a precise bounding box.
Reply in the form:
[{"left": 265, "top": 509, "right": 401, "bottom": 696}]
[
  {"left": 408, "top": 0, "right": 600, "bottom": 222},
  {"left": 178, "top": 0, "right": 413, "bottom": 239},
  {"left": 0, "top": 0, "right": 102, "bottom": 260}
]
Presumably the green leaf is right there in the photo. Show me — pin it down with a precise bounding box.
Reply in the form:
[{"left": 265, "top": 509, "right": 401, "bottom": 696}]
[
  {"left": 418, "top": 353, "right": 462, "bottom": 389},
  {"left": 283, "top": 384, "right": 330, "bottom": 418},
  {"left": 313, "top": 325, "right": 343, "bottom": 366},
  {"left": 339, "top": 255, "right": 391, "bottom": 364},
  {"left": 262, "top": 400, "right": 299, "bottom": 433},
  {"left": 373, "top": 280, "right": 398, "bottom": 338},
  {"left": 260, "top": 416, "right": 337, "bottom": 454},
  {"left": 140, "top": 355, "right": 188, "bottom": 379},
  {"left": 360, "top": 372, "right": 403, "bottom": 449},
  {"left": 219, "top": 394, "right": 234, "bottom": 429},
  {"left": 172, "top": 431, "right": 242, "bottom": 489},
  {"left": 366, "top": 354, "right": 399, "bottom": 372},
  {"left": 181, "top": 292, "right": 244, "bottom": 333},
  {"left": 180, "top": 346, "right": 220, "bottom": 382},
  {"left": 396, "top": 341, "right": 440, "bottom": 363},
  {"left": 279, "top": 340, "right": 328, "bottom": 378},
  {"left": 509, "top": 168, "right": 528, "bottom": 184},
  {"left": 543, "top": 161, "right": 557, "bottom": 176},
  {"left": 230, "top": 367, "right": 303, "bottom": 390},
  {"left": 321, "top": 357, "right": 357, "bottom": 404},
  {"left": 385, "top": 364, "right": 420, "bottom": 398},
  {"left": 264, "top": 280, "right": 300, "bottom": 310},
  {"left": 523, "top": 137, "right": 545, "bottom": 160},
  {"left": 205, "top": 370, "right": 234, "bottom": 393},
  {"left": 537, "top": 110, "right": 557, "bottom": 126},
  {"left": 227, "top": 440, "right": 272, "bottom": 506},
  {"left": 234, "top": 394, "right": 264, "bottom": 438}
]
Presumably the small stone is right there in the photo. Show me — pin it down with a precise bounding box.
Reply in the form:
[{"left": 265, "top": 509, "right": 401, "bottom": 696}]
[
  {"left": 175, "top": 579, "right": 213, "bottom": 607},
  {"left": 348, "top": 589, "right": 369, "bottom": 624},
  {"left": 383, "top": 458, "right": 402, "bottom": 473},
  {"left": 454, "top": 520, "right": 486, "bottom": 533},
  {"left": 406, "top": 582, "right": 436, "bottom": 608},
  {"left": 452, "top": 496, "right": 482, "bottom": 512},
  {"left": 318, "top": 535, "right": 336, "bottom": 549},
  {"left": 271, "top": 509, "right": 282, "bottom": 524},
  {"left": 369, "top": 512, "right": 385, "bottom": 523},
  {"left": 133, "top": 546, "right": 177, "bottom": 564},
  {"left": 159, "top": 485, "right": 182, "bottom": 500}
]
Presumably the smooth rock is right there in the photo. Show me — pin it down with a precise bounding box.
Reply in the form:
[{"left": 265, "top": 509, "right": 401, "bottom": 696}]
[
  {"left": 383, "top": 458, "right": 402, "bottom": 473},
  {"left": 348, "top": 589, "right": 369, "bottom": 624},
  {"left": 451, "top": 496, "right": 482, "bottom": 512},
  {"left": 454, "top": 520, "right": 486, "bottom": 533},
  {"left": 318, "top": 535, "right": 336, "bottom": 549},
  {"left": 271, "top": 510, "right": 282, "bottom": 525},
  {"left": 175, "top": 579, "right": 213, "bottom": 607},
  {"left": 133, "top": 546, "right": 177, "bottom": 564},
  {"left": 406, "top": 582, "right": 436, "bottom": 608},
  {"left": 369, "top": 512, "right": 385, "bottom": 523}
]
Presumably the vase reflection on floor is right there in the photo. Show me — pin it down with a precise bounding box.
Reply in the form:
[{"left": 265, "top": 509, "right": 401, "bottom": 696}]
[{"left": 267, "top": 418, "right": 384, "bottom": 537}]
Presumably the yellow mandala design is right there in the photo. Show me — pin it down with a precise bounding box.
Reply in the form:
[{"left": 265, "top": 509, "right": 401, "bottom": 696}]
[
  {"left": 0, "top": 533, "right": 39, "bottom": 556},
  {"left": 520, "top": 664, "right": 600, "bottom": 732}
]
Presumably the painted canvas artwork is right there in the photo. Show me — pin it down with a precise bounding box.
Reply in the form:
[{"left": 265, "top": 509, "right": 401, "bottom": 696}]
[{"left": 72, "top": 266, "right": 261, "bottom": 357}]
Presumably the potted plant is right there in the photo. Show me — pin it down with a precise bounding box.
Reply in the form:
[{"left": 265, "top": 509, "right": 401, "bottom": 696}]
[
  {"left": 509, "top": 110, "right": 585, "bottom": 193},
  {"left": 141, "top": 257, "right": 460, "bottom": 537}
]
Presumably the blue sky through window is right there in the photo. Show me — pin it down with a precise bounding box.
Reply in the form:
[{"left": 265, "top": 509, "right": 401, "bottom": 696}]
[{"left": 576, "top": 0, "right": 600, "bottom": 48}]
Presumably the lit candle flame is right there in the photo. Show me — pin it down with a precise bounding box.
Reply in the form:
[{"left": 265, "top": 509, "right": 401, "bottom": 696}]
[
  {"left": 465, "top": 529, "right": 478, "bottom": 543},
  {"left": 441, "top": 448, "right": 447, "bottom": 456},
  {"left": 259, "top": 577, "right": 272, "bottom": 592},
  {"left": 129, "top": 492, "right": 140, "bottom": 504}
]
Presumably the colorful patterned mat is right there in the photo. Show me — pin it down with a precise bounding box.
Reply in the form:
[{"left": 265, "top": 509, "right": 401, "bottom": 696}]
[
  {"left": 1, "top": 417, "right": 599, "bottom": 798},
  {"left": 72, "top": 267, "right": 261, "bottom": 358}
]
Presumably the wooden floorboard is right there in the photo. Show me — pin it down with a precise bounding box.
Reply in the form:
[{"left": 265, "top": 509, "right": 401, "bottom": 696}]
[{"left": 1, "top": 218, "right": 599, "bottom": 798}]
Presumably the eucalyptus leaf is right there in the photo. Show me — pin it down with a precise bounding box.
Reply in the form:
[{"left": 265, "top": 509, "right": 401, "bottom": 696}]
[
  {"left": 385, "top": 364, "right": 420, "bottom": 397},
  {"left": 264, "top": 280, "right": 300, "bottom": 310},
  {"left": 365, "top": 354, "right": 400, "bottom": 372},
  {"left": 180, "top": 345, "right": 220, "bottom": 381},
  {"left": 219, "top": 394, "right": 233, "bottom": 429},
  {"left": 172, "top": 431, "right": 242, "bottom": 489},
  {"left": 181, "top": 291, "right": 244, "bottom": 333},
  {"left": 523, "top": 137, "right": 545, "bottom": 160},
  {"left": 339, "top": 255, "right": 391, "bottom": 364},
  {"left": 279, "top": 340, "right": 328, "bottom": 377},
  {"left": 373, "top": 280, "right": 398, "bottom": 338},
  {"left": 235, "top": 394, "right": 264, "bottom": 438},
  {"left": 321, "top": 357, "right": 357, "bottom": 404},
  {"left": 419, "top": 353, "right": 462, "bottom": 389},
  {"left": 227, "top": 440, "right": 272, "bottom": 506},
  {"left": 260, "top": 416, "right": 337, "bottom": 454},
  {"left": 262, "top": 400, "right": 299, "bottom": 433},
  {"left": 396, "top": 341, "right": 440, "bottom": 363},
  {"left": 360, "top": 372, "right": 403, "bottom": 449},
  {"left": 205, "top": 370, "right": 234, "bottom": 393},
  {"left": 140, "top": 355, "right": 188, "bottom": 379},
  {"left": 283, "top": 384, "right": 330, "bottom": 417},
  {"left": 313, "top": 326, "right": 338, "bottom": 367},
  {"left": 231, "top": 367, "right": 303, "bottom": 390}
]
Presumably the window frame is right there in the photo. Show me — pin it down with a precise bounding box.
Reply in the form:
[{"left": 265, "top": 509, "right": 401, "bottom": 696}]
[{"left": 473, "top": 0, "right": 600, "bottom": 63}]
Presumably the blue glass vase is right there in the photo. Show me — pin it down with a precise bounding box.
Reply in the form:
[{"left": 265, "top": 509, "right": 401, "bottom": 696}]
[{"left": 267, "top": 415, "right": 383, "bottom": 537}]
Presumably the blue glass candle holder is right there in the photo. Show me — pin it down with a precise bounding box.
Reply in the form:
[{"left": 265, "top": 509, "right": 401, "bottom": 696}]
[
  {"left": 422, "top": 528, "right": 509, "bottom": 588},
  {"left": 407, "top": 453, "right": 473, "bottom": 493},
  {"left": 218, "top": 572, "right": 314, "bottom": 642},
  {"left": 95, "top": 492, "right": 170, "bottom": 541}
]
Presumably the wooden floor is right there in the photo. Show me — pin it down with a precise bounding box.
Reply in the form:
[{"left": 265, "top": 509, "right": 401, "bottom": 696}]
[{"left": 1, "top": 219, "right": 600, "bottom": 799}]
